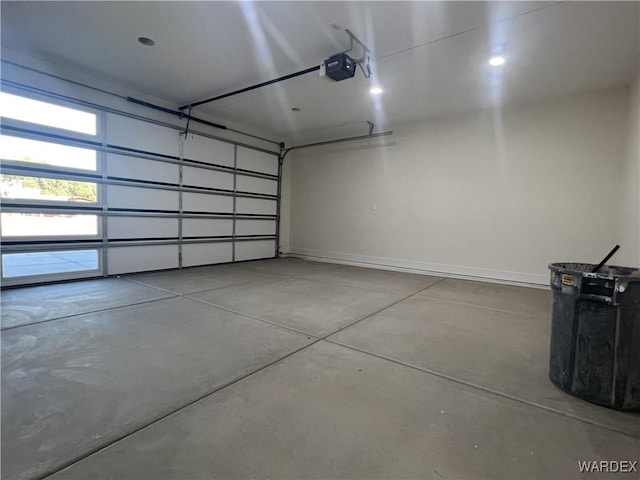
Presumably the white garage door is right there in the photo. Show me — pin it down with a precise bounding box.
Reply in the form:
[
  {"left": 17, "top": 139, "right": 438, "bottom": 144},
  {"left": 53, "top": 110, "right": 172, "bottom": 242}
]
[{"left": 0, "top": 89, "right": 280, "bottom": 286}]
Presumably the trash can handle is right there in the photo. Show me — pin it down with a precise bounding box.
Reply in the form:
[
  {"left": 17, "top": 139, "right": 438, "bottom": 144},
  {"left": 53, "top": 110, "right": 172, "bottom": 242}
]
[
  {"left": 578, "top": 293, "right": 614, "bottom": 305},
  {"left": 591, "top": 245, "right": 620, "bottom": 273}
]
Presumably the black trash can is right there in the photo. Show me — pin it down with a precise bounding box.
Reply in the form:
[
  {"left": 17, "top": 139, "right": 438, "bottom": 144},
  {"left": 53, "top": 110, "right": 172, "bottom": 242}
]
[{"left": 548, "top": 262, "right": 640, "bottom": 411}]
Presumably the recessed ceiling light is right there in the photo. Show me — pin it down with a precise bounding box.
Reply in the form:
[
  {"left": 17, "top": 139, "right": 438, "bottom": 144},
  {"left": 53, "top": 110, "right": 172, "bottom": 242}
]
[
  {"left": 489, "top": 55, "right": 506, "bottom": 66},
  {"left": 370, "top": 86, "right": 383, "bottom": 95},
  {"left": 291, "top": 107, "right": 301, "bottom": 112},
  {"left": 138, "top": 37, "right": 156, "bottom": 46}
]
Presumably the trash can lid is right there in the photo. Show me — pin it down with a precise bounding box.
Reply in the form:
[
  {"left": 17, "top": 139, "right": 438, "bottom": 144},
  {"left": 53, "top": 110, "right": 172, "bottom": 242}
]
[{"left": 549, "top": 263, "right": 640, "bottom": 280}]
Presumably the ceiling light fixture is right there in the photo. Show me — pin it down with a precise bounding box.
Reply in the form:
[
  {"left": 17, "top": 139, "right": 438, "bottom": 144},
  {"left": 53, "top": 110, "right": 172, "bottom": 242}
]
[
  {"left": 370, "top": 86, "right": 383, "bottom": 95},
  {"left": 489, "top": 55, "right": 506, "bottom": 66},
  {"left": 138, "top": 37, "right": 155, "bottom": 46}
]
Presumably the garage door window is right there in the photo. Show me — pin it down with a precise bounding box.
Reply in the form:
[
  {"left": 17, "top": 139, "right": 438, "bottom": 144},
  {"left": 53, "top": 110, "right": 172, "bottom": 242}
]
[
  {"left": 2, "top": 250, "right": 99, "bottom": 278},
  {"left": 1, "top": 212, "right": 99, "bottom": 237},
  {"left": 1, "top": 92, "right": 102, "bottom": 284},
  {"left": 1, "top": 174, "right": 97, "bottom": 203},
  {"left": 1, "top": 134, "right": 97, "bottom": 170},
  {"left": 0, "top": 92, "right": 96, "bottom": 135}
]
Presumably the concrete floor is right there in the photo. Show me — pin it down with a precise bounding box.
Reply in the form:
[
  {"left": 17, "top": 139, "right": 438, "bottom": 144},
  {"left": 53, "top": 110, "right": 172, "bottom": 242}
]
[{"left": 2, "top": 258, "right": 638, "bottom": 480}]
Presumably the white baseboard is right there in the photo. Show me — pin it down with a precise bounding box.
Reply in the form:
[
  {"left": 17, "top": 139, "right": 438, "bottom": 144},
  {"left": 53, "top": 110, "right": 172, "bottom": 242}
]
[{"left": 286, "top": 248, "right": 549, "bottom": 288}]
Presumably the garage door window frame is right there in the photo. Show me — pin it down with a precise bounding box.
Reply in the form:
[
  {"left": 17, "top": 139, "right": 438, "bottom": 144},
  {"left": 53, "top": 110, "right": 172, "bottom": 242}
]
[
  {"left": 1, "top": 90, "right": 103, "bottom": 285},
  {"left": 1, "top": 81, "right": 282, "bottom": 287}
]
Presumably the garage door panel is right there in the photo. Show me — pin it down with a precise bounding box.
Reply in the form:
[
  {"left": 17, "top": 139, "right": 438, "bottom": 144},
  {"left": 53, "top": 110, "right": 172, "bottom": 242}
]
[
  {"left": 237, "top": 175, "right": 277, "bottom": 196},
  {"left": 108, "top": 217, "right": 178, "bottom": 239},
  {"left": 183, "top": 167, "right": 233, "bottom": 191},
  {"left": 108, "top": 245, "right": 179, "bottom": 275},
  {"left": 236, "top": 198, "right": 277, "bottom": 215},
  {"left": 106, "top": 114, "right": 178, "bottom": 157},
  {"left": 182, "top": 242, "right": 233, "bottom": 267},
  {"left": 237, "top": 147, "right": 278, "bottom": 175},
  {"left": 106, "top": 154, "right": 178, "bottom": 184},
  {"left": 107, "top": 185, "right": 179, "bottom": 211},
  {"left": 183, "top": 219, "right": 233, "bottom": 237},
  {"left": 236, "top": 220, "right": 276, "bottom": 236},
  {"left": 183, "top": 134, "right": 234, "bottom": 167},
  {"left": 183, "top": 192, "right": 233, "bottom": 213},
  {"left": 235, "top": 240, "right": 276, "bottom": 261}
]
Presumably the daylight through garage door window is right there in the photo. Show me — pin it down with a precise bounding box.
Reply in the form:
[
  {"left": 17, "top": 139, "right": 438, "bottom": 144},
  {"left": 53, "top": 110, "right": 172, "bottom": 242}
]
[
  {"left": 0, "top": 134, "right": 97, "bottom": 170},
  {"left": 0, "top": 92, "right": 102, "bottom": 283},
  {"left": 0, "top": 92, "right": 97, "bottom": 135}
]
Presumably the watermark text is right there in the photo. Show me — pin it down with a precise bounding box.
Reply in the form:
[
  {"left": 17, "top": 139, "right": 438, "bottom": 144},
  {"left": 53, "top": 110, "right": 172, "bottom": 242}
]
[{"left": 578, "top": 460, "right": 637, "bottom": 473}]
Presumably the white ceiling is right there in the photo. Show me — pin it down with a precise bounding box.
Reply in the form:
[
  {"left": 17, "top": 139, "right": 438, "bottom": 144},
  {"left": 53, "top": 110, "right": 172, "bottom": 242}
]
[{"left": 2, "top": 1, "right": 639, "bottom": 139}]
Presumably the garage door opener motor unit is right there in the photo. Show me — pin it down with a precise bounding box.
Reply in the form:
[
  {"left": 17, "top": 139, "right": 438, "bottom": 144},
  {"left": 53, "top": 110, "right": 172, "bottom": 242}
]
[{"left": 321, "top": 53, "right": 356, "bottom": 81}]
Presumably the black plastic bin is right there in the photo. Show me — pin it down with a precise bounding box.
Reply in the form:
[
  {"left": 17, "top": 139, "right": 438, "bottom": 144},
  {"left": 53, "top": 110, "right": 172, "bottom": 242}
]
[{"left": 548, "top": 263, "right": 640, "bottom": 411}]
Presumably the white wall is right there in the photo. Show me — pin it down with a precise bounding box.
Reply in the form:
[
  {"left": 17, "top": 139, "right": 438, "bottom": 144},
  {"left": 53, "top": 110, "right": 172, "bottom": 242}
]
[
  {"left": 620, "top": 71, "right": 640, "bottom": 266},
  {"left": 288, "top": 88, "right": 630, "bottom": 284}
]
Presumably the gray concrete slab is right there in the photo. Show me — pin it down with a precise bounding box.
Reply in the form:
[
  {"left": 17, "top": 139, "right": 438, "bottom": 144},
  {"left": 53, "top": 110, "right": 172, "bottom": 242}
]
[
  {"left": 296, "top": 263, "right": 444, "bottom": 294},
  {"left": 240, "top": 257, "right": 332, "bottom": 275},
  {"left": 189, "top": 276, "right": 405, "bottom": 336},
  {"left": 419, "top": 278, "right": 552, "bottom": 318},
  {"left": 1, "top": 296, "right": 312, "bottom": 480},
  {"left": 329, "top": 295, "right": 640, "bottom": 438},
  {"left": 49, "top": 342, "right": 639, "bottom": 480},
  {"left": 1, "top": 278, "right": 176, "bottom": 329},
  {"left": 125, "top": 262, "right": 281, "bottom": 294}
]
